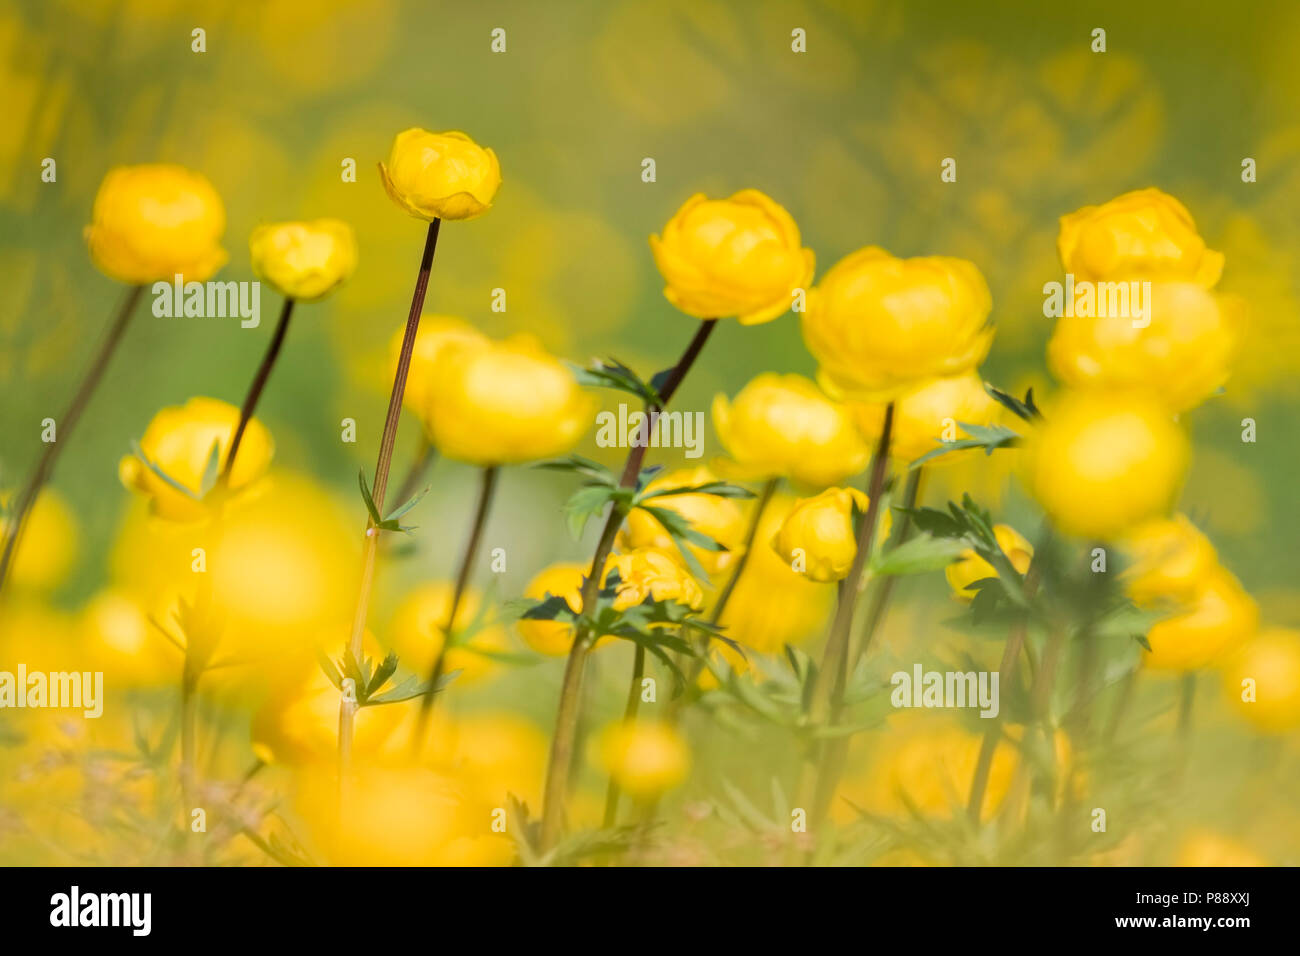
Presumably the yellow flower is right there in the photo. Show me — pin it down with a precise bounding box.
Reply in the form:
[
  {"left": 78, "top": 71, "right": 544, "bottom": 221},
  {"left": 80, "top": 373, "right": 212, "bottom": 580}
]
[
  {"left": 421, "top": 336, "right": 591, "bottom": 465},
  {"left": 772, "top": 486, "right": 882, "bottom": 583},
  {"left": 84, "top": 164, "right": 227, "bottom": 283},
  {"left": 713, "top": 495, "right": 833, "bottom": 654},
  {"left": 609, "top": 547, "right": 704, "bottom": 610},
  {"left": 1175, "top": 830, "right": 1266, "bottom": 867},
  {"left": 849, "top": 371, "right": 1003, "bottom": 463},
  {"left": 378, "top": 128, "right": 501, "bottom": 221},
  {"left": 388, "top": 581, "right": 510, "bottom": 685},
  {"left": 804, "top": 247, "right": 994, "bottom": 399},
  {"left": 1047, "top": 282, "right": 1239, "bottom": 412},
  {"left": 1143, "top": 567, "right": 1257, "bottom": 671},
  {"left": 595, "top": 721, "right": 690, "bottom": 798},
  {"left": 1023, "top": 390, "right": 1188, "bottom": 541},
  {"left": 712, "top": 373, "right": 868, "bottom": 487},
  {"left": 516, "top": 562, "right": 588, "bottom": 656},
  {"left": 945, "top": 524, "right": 1033, "bottom": 602},
  {"left": 389, "top": 315, "right": 489, "bottom": 415},
  {"left": 618, "top": 467, "right": 747, "bottom": 576},
  {"left": 649, "top": 189, "right": 814, "bottom": 324},
  {"left": 1057, "top": 188, "right": 1224, "bottom": 287},
  {"left": 118, "top": 397, "right": 274, "bottom": 521},
  {"left": 249, "top": 218, "right": 357, "bottom": 301},
  {"left": 1221, "top": 628, "right": 1300, "bottom": 733},
  {"left": 2, "top": 487, "right": 77, "bottom": 591},
  {"left": 78, "top": 589, "right": 174, "bottom": 687},
  {"left": 1120, "top": 514, "right": 1218, "bottom": 608},
  {"left": 422, "top": 712, "right": 549, "bottom": 807}
]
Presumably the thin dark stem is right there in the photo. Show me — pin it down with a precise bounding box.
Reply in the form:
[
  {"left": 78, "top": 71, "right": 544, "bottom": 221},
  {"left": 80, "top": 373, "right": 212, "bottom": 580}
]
[
  {"left": 222, "top": 297, "right": 295, "bottom": 482},
  {"left": 539, "top": 317, "right": 717, "bottom": 851},
  {"left": 602, "top": 643, "right": 647, "bottom": 828},
  {"left": 0, "top": 284, "right": 144, "bottom": 599},
  {"left": 392, "top": 436, "right": 438, "bottom": 512}
]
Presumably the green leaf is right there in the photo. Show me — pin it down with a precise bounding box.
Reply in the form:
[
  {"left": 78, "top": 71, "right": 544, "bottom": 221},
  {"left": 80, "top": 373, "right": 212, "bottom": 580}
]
[
  {"left": 985, "top": 383, "right": 1043, "bottom": 423},
  {"left": 636, "top": 480, "right": 756, "bottom": 502},
  {"left": 198, "top": 440, "right": 222, "bottom": 497},
  {"left": 365, "top": 651, "right": 400, "bottom": 698},
  {"left": 573, "top": 358, "right": 661, "bottom": 406},
  {"left": 384, "top": 484, "right": 431, "bottom": 522},
  {"left": 130, "top": 441, "right": 201, "bottom": 501},
  {"left": 533, "top": 454, "right": 617, "bottom": 485},
  {"left": 357, "top": 469, "right": 382, "bottom": 524},
  {"left": 908, "top": 424, "right": 1021, "bottom": 469},
  {"left": 563, "top": 484, "right": 622, "bottom": 540},
  {"left": 871, "top": 534, "right": 968, "bottom": 576}
]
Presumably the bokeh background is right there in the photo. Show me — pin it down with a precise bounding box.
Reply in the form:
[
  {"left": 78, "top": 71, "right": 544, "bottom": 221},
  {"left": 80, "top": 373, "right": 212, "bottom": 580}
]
[{"left": 1, "top": 0, "right": 1298, "bottom": 865}]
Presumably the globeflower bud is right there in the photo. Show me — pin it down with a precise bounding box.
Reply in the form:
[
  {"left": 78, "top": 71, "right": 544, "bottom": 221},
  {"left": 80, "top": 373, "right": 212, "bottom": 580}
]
[
  {"left": 1221, "top": 628, "right": 1300, "bottom": 733},
  {"left": 118, "top": 397, "right": 273, "bottom": 521},
  {"left": 378, "top": 128, "right": 501, "bottom": 221},
  {"left": 85, "top": 164, "right": 227, "bottom": 283},
  {"left": 389, "top": 315, "right": 489, "bottom": 415},
  {"left": 609, "top": 547, "right": 705, "bottom": 611},
  {"left": 1143, "top": 567, "right": 1257, "bottom": 671},
  {"left": 1022, "top": 390, "right": 1188, "bottom": 541},
  {"left": 595, "top": 721, "right": 690, "bottom": 798},
  {"left": 650, "top": 189, "right": 814, "bottom": 325},
  {"left": 1057, "top": 188, "right": 1224, "bottom": 287},
  {"left": 849, "top": 371, "right": 1003, "bottom": 464},
  {"left": 772, "top": 486, "right": 881, "bottom": 583},
  {"left": 803, "top": 247, "right": 994, "bottom": 399},
  {"left": 421, "top": 336, "right": 592, "bottom": 465},
  {"left": 618, "top": 467, "right": 747, "bottom": 576},
  {"left": 945, "top": 524, "right": 1033, "bottom": 601},
  {"left": 249, "top": 218, "right": 357, "bottom": 301},
  {"left": 712, "top": 373, "right": 869, "bottom": 488}
]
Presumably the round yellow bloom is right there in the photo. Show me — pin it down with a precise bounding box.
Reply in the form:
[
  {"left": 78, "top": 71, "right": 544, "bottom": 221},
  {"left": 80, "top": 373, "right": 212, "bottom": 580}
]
[
  {"left": 850, "top": 371, "right": 1003, "bottom": 463},
  {"left": 390, "top": 315, "right": 489, "bottom": 415},
  {"left": 803, "top": 247, "right": 994, "bottom": 400},
  {"left": 772, "top": 486, "right": 879, "bottom": 583},
  {"left": 421, "top": 336, "right": 591, "bottom": 465},
  {"left": 79, "top": 589, "right": 174, "bottom": 686},
  {"left": 1057, "top": 188, "right": 1224, "bottom": 287},
  {"left": 84, "top": 164, "right": 227, "bottom": 283},
  {"left": 1143, "top": 567, "right": 1257, "bottom": 671},
  {"left": 1023, "top": 390, "right": 1188, "bottom": 541},
  {"left": 1121, "top": 514, "right": 1218, "bottom": 608},
  {"left": 1221, "top": 628, "right": 1300, "bottom": 733},
  {"left": 595, "top": 721, "right": 690, "bottom": 798},
  {"left": 618, "top": 467, "right": 747, "bottom": 576},
  {"left": 1047, "top": 282, "right": 1238, "bottom": 412},
  {"left": 249, "top": 218, "right": 357, "bottom": 301},
  {"left": 2, "top": 488, "right": 77, "bottom": 591},
  {"left": 609, "top": 547, "right": 705, "bottom": 610},
  {"left": 945, "top": 523, "right": 1033, "bottom": 602},
  {"left": 378, "top": 128, "right": 501, "bottom": 221},
  {"left": 649, "top": 189, "right": 814, "bottom": 325},
  {"left": 388, "top": 581, "right": 510, "bottom": 685},
  {"left": 712, "top": 373, "right": 869, "bottom": 487},
  {"left": 118, "top": 396, "right": 274, "bottom": 521},
  {"left": 1175, "top": 830, "right": 1266, "bottom": 867},
  {"left": 517, "top": 562, "right": 588, "bottom": 656}
]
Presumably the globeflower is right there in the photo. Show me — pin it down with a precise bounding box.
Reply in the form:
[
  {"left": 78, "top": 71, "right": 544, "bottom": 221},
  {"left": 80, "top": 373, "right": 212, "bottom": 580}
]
[
  {"left": 650, "top": 189, "right": 814, "bottom": 324},
  {"left": 388, "top": 581, "right": 510, "bottom": 685},
  {"left": 0, "top": 487, "right": 77, "bottom": 591},
  {"left": 119, "top": 397, "right": 273, "bottom": 521},
  {"left": 945, "top": 523, "right": 1033, "bottom": 601},
  {"left": 803, "top": 247, "right": 994, "bottom": 399},
  {"left": 1143, "top": 567, "right": 1257, "bottom": 671},
  {"left": 84, "top": 164, "right": 227, "bottom": 283},
  {"left": 618, "top": 467, "right": 747, "bottom": 576},
  {"left": 595, "top": 721, "right": 690, "bottom": 798},
  {"left": 379, "top": 128, "right": 501, "bottom": 221},
  {"left": 1221, "top": 628, "right": 1300, "bottom": 733},
  {"left": 609, "top": 547, "right": 704, "bottom": 610},
  {"left": 711, "top": 373, "right": 869, "bottom": 488},
  {"left": 1057, "top": 187, "right": 1224, "bottom": 287},
  {"left": 1120, "top": 514, "right": 1219, "bottom": 608},
  {"left": 420, "top": 336, "right": 591, "bottom": 466},
  {"left": 249, "top": 218, "right": 357, "bottom": 301},
  {"left": 772, "top": 486, "right": 884, "bottom": 583},
  {"left": 849, "top": 371, "right": 1003, "bottom": 463},
  {"left": 390, "top": 315, "right": 489, "bottom": 416},
  {"left": 516, "top": 562, "right": 610, "bottom": 656},
  {"left": 1022, "top": 390, "right": 1188, "bottom": 541}
]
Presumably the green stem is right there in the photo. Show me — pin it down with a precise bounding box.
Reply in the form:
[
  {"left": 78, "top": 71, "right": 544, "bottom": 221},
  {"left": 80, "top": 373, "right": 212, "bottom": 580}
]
[
  {"left": 602, "top": 643, "right": 646, "bottom": 828},
  {"left": 222, "top": 297, "right": 295, "bottom": 483}
]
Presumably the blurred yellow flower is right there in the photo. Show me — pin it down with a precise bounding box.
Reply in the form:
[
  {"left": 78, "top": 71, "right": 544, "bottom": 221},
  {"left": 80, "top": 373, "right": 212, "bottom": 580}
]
[
  {"left": 804, "top": 247, "right": 994, "bottom": 399},
  {"left": 249, "top": 218, "right": 357, "bottom": 301},
  {"left": 1175, "top": 830, "right": 1266, "bottom": 867},
  {"left": 945, "top": 523, "right": 1033, "bottom": 602},
  {"left": 379, "top": 128, "right": 501, "bottom": 221},
  {"left": 388, "top": 581, "right": 509, "bottom": 685},
  {"left": 1143, "top": 567, "right": 1258, "bottom": 671},
  {"left": 609, "top": 547, "right": 704, "bottom": 611},
  {"left": 1023, "top": 390, "right": 1188, "bottom": 541},
  {"left": 421, "top": 336, "right": 591, "bottom": 465},
  {"left": 772, "top": 486, "right": 882, "bottom": 583},
  {"left": 1221, "top": 627, "right": 1300, "bottom": 732},
  {"left": 1058, "top": 188, "right": 1224, "bottom": 287},
  {"left": 1047, "top": 282, "right": 1239, "bottom": 412},
  {"left": 118, "top": 397, "right": 273, "bottom": 521},
  {"left": 649, "top": 189, "right": 814, "bottom": 324},
  {"left": 515, "top": 561, "right": 618, "bottom": 656},
  {"left": 423, "top": 711, "right": 549, "bottom": 807},
  {"left": 78, "top": 589, "right": 174, "bottom": 687},
  {"left": 595, "top": 721, "right": 690, "bottom": 798},
  {"left": 84, "top": 164, "right": 227, "bottom": 283},
  {"left": 711, "top": 373, "right": 869, "bottom": 487},
  {"left": 849, "top": 371, "right": 1003, "bottom": 463},
  {"left": 389, "top": 315, "right": 488, "bottom": 415},
  {"left": 2, "top": 487, "right": 77, "bottom": 591},
  {"left": 618, "top": 467, "right": 746, "bottom": 576},
  {"left": 1121, "top": 514, "right": 1219, "bottom": 608}
]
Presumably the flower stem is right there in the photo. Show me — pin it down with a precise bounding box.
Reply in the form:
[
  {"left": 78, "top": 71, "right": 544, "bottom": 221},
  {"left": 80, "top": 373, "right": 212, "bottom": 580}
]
[
  {"left": 0, "top": 284, "right": 144, "bottom": 600},
  {"left": 221, "top": 297, "right": 295, "bottom": 483},
  {"left": 415, "top": 463, "right": 500, "bottom": 742},
  {"left": 338, "top": 219, "right": 441, "bottom": 796},
  {"left": 602, "top": 643, "right": 646, "bottom": 828},
  {"left": 392, "top": 435, "right": 438, "bottom": 514},
  {"left": 539, "top": 317, "right": 717, "bottom": 852}
]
